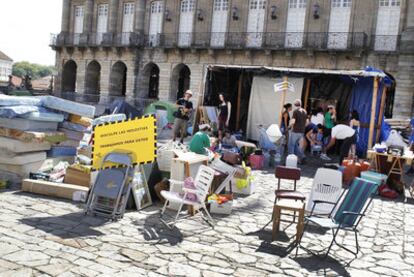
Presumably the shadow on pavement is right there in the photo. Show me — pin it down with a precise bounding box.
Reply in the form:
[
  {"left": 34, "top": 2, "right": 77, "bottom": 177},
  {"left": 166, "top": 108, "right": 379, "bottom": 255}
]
[
  {"left": 133, "top": 212, "right": 184, "bottom": 246},
  {"left": 20, "top": 212, "right": 106, "bottom": 238},
  {"left": 293, "top": 255, "right": 351, "bottom": 277}
]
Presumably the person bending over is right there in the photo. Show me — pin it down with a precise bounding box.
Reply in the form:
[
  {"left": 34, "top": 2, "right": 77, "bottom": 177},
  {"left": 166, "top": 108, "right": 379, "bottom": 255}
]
[{"left": 323, "top": 124, "right": 356, "bottom": 164}]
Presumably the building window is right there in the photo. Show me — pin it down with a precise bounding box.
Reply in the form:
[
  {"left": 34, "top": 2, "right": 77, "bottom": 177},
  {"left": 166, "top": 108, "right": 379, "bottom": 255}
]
[
  {"left": 181, "top": 0, "right": 195, "bottom": 13},
  {"left": 289, "top": 0, "right": 307, "bottom": 9},
  {"left": 214, "top": 0, "right": 228, "bottom": 11}
]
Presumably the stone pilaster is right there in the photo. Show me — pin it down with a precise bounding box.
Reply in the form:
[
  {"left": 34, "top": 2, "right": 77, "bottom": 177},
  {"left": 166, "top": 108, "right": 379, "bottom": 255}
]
[
  {"left": 135, "top": 0, "right": 146, "bottom": 34},
  {"left": 108, "top": 0, "right": 119, "bottom": 33},
  {"left": 83, "top": 0, "right": 94, "bottom": 33},
  {"left": 61, "top": 0, "right": 71, "bottom": 33},
  {"left": 392, "top": 0, "right": 414, "bottom": 118}
]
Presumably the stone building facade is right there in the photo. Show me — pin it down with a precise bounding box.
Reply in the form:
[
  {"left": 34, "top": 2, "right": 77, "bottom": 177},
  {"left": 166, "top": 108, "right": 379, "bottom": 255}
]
[
  {"left": 51, "top": 0, "right": 414, "bottom": 118},
  {"left": 0, "top": 51, "right": 13, "bottom": 86}
]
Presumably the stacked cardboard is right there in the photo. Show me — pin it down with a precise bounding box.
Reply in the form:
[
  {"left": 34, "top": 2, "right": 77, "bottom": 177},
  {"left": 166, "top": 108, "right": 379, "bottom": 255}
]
[{"left": 0, "top": 95, "right": 95, "bottom": 185}]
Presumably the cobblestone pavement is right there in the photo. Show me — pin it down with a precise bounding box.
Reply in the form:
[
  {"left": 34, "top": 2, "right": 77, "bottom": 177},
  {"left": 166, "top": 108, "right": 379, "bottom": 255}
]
[{"left": 0, "top": 158, "right": 414, "bottom": 277}]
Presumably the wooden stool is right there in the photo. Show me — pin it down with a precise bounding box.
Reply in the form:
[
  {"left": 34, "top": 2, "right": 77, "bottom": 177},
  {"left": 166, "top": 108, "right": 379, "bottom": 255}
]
[{"left": 272, "top": 199, "right": 305, "bottom": 243}]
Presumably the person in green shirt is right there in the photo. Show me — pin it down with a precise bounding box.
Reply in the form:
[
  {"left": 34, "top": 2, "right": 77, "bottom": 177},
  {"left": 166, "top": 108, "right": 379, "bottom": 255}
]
[
  {"left": 324, "top": 105, "right": 336, "bottom": 129},
  {"left": 189, "top": 124, "right": 211, "bottom": 155}
]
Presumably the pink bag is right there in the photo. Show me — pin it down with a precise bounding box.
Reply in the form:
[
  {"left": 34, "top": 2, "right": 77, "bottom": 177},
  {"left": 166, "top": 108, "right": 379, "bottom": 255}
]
[
  {"left": 183, "top": 177, "right": 198, "bottom": 202},
  {"left": 249, "top": 154, "right": 264, "bottom": 170}
]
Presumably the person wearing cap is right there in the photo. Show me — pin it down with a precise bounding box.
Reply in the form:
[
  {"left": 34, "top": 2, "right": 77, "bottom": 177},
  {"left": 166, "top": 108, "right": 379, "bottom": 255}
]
[
  {"left": 173, "top": 90, "right": 194, "bottom": 143},
  {"left": 189, "top": 124, "right": 211, "bottom": 155},
  {"left": 288, "top": 99, "right": 307, "bottom": 163}
]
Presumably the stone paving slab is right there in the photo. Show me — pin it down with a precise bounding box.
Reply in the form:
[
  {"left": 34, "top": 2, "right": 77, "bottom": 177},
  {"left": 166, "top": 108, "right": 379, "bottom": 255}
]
[{"left": 0, "top": 158, "right": 414, "bottom": 276}]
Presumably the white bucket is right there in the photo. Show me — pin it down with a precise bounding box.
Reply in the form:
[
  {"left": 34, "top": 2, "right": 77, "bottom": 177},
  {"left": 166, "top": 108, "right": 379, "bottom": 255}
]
[{"left": 286, "top": 154, "right": 298, "bottom": 168}]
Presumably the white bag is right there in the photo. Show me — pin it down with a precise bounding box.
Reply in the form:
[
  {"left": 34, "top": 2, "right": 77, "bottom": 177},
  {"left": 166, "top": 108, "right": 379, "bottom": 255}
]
[{"left": 385, "top": 130, "right": 407, "bottom": 148}]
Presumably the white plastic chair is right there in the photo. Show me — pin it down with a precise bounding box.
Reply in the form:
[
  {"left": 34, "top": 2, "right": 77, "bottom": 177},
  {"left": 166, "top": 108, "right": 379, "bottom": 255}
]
[
  {"left": 210, "top": 158, "right": 236, "bottom": 194},
  {"left": 160, "top": 165, "right": 216, "bottom": 228},
  {"left": 305, "top": 168, "right": 343, "bottom": 215}
]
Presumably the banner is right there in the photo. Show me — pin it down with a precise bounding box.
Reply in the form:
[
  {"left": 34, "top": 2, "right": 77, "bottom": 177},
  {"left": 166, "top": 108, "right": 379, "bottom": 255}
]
[
  {"left": 92, "top": 115, "right": 156, "bottom": 170},
  {"left": 274, "top": 81, "right": 295, "bottom": 93}
]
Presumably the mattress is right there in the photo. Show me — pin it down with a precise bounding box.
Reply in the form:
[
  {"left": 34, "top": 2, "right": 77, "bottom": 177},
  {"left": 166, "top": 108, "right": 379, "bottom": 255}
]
[
  {"left": 21, "top": 111, "right": 65, "bottom": 122},
  {"left": 0, "top": 94, "right": 44, "bottom": 106},
  {"left": 47, "top": 146, "right": 77, "bottom": 157},
  {"left": 93, "top": 114, "right": 126, "bottom": 126},
  {"left": 59, "top": 128, "right": 85, "bottom": 141},
  {"left": 0, "top": 152, "right": 46, "bottom": 165},
  {"left": 43, "top": 96, "right": 95, "bottom": 118},
  {"left": 0, "top": 161, "right": 44, "bottom": 177},
  {"left": 0, "top": 127, "right": 67, "bottom": 144},
  {"left": 69, "top": 114, "right": 92, "bottom": 127},
  {"left": 0, "top": 118, "right": 58, "bottom": 132},
  {"left": 58, "top": 139, "right": 81, "bottom": 148},
  {"left": 0, "top": 136, "right": 51, "bottom": 153},
  {"left": 60, "top": 121, "right": 89, "bottom": 133},
  {"left": 0, "top": 105, "right": 39, "bottom": 118}
]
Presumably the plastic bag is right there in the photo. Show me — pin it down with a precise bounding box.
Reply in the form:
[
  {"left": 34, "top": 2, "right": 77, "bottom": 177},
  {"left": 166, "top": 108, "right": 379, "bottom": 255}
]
[{"left": 385, "top": 130, "right": 407, "bottom": 148}]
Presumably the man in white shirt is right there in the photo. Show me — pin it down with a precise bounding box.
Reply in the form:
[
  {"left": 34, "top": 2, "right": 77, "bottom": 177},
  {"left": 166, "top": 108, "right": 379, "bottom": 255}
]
[{"left": 323, "top": 124, "right": 356, "bottom": 164}]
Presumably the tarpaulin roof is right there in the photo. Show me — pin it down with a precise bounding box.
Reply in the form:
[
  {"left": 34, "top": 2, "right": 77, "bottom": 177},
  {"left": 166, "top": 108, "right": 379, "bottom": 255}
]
[{"left": 208, "top": 64, "right": 389, "bottom": 78}]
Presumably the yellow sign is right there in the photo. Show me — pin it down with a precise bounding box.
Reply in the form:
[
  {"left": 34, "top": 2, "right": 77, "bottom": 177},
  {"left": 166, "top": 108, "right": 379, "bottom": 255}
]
[{"left": 92, "top": 115, "right": 156, "bottom": 170}]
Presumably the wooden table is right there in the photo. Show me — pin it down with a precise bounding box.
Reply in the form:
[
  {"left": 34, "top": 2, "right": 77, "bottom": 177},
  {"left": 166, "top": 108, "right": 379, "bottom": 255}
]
[
  {"left": 272, "top": 199, "right": 305, "bottom": 243},
  {"left": 367, "top": 150, "right": 413, "bottom": 179}
]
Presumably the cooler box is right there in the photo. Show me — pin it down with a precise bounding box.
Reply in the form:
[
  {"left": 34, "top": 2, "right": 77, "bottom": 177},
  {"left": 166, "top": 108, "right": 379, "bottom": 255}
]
[{"left": 360, "top": 171, "right": 387, "bottom": 186}]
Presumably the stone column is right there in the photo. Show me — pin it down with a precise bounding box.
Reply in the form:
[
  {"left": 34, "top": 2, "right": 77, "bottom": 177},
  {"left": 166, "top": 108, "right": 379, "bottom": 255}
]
[
  {"left": 83, "top": 0, "right": 94, "bottom": 33},
  {"left": 109, "top": 0, "right": 119, "bottom": 33},
  {"left": 393, "top": 0, "right": 414, "bottom": 118},
  {"left": 134, "top": 0, "right": 146, "bottom": 34},
  {"left": 61, "top": 0, "right": 71, "bottom": 33}
]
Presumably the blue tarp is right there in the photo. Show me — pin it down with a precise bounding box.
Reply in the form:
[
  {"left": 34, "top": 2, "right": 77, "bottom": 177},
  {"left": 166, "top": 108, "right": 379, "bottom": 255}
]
[{"left": 349, "top": 67, "right": 393, "bottom": 156}]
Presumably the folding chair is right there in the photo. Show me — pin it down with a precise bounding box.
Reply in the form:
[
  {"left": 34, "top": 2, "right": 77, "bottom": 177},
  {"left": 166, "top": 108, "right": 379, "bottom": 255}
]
[
  {"left": 297, "top": 178, "right": 379, "bottom": 259},
  {"left": 306, "top": 168, "right": 343, "bottom": 215},
  {"left": 210, "top": 158, "right": 236, "bottom": 194},
  {"left": 160, "top": 165, "right": 215, "bottom": 228}
]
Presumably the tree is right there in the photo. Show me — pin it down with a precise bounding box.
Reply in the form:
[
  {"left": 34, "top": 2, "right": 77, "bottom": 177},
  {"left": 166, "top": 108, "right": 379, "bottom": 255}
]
[{"left": 12, "top": 61, "right": 56, "bottom": 80}]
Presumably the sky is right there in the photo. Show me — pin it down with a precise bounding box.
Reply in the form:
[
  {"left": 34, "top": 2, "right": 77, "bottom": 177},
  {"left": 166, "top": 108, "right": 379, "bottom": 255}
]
[{"left": 0, "top": 0, "right": 62, "bottom": 66}]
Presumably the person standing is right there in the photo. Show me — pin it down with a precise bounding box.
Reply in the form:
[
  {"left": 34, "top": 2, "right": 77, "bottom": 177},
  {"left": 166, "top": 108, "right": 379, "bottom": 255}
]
[
  {"left": 349, "top": 110, "right": 360, "bottom": 157},
  {"left": 172, "top": 90, "right": 193, "bottom": 143},
  {"left": 281, "top": 103, "right": 292, "bottom": 135},
  {"left": 324, "top": 105, "right": 336, "bottom": 130},
  {"left": 218, "top": 94, "right": 231, "bottom": 141},
  {"left": 310, "top": 107, "right": 325, "bottom": 126},
  {"left": 323, "top": 124, "right": 356, "bottom": 164},
  {"left": 288, "top": 99, "right": 307, "bottom": 163}
]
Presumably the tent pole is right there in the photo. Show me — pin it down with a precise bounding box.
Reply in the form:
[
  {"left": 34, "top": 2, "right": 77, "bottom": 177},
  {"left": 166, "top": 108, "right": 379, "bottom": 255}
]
[
  {"left": 376, "top": 85, "right": 388, "bottom": 143},
  {"left": 304, "top": 79, "right": 311, "bottom": 111},
  {"left": 368, "top": 77, "right": 379, "bottom": 149},
  {"left": 236, "top": 70, "right": 243, "bottom": 130},
  {"left": 279, "top": 76, "right": 288, "bottom": 127}
]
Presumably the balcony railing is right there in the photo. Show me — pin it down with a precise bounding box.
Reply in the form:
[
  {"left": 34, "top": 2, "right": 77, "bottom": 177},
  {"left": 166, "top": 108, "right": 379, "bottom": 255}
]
[
  {"left": 50, "top": 32, "right": 142, "bottom": 48},
  {"left": 51, "top": 32, "right": 383, "bottom": 52},
  {"left": 370, "top": 35, "right": 400, "bottom": 52}
]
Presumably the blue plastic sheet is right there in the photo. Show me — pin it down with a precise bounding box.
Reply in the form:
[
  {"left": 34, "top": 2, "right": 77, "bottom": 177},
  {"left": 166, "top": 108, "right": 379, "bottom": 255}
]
[{"left": 349, "top": 68, "right": 393, "bottom": 156}]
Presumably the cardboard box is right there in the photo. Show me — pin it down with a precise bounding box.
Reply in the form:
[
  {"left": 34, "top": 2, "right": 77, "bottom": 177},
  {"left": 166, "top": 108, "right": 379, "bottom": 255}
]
[
  {"left": 64, "top": 167, "right": 91, "bottom": 187},
  {"left": 22, "top": 179, "right": 89, "bottom": 202},
  {"left": 210, "top": 200, "right": 233, "bottom": 215}
]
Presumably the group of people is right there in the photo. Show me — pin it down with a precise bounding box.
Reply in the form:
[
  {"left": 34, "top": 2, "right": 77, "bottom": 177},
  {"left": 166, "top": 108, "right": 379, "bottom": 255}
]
[
  {"left": 172, "top": 90, "right": 235, "bottom": 155},
  {"left": 171, "top": 89, "right": 361, "bottom": 165},
  {"left": 282, "top": 99, "right": 360, "bottom": 165}
]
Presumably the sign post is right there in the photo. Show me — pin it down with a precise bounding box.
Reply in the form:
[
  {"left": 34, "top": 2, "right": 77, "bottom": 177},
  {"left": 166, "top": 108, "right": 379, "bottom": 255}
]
[{"left": 274, "top": 76, "right": 294, "bottom": 127}]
